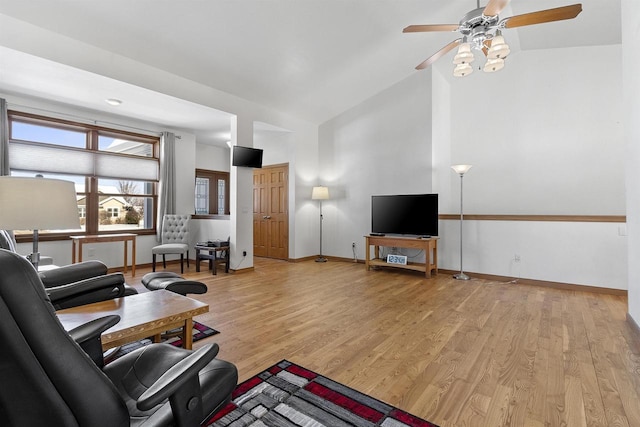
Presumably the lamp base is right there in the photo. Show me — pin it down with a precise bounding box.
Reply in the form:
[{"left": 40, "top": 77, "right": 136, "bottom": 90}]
[
  {"left": 315, "top": 256, "right": 328, "bottom": 263},
  {"left": 453, "top": 272, "right": 471, "bottom": 281}
]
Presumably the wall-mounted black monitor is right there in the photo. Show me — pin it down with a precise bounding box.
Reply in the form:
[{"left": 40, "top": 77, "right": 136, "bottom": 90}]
[
  {"left": 232, "top": 145, "right": 263, "bottom": 168},
  {"left": 371, "top": 193, "right": 438, "bottom": 237}
]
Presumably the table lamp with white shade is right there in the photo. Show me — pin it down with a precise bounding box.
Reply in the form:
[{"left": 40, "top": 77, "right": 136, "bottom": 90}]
[{"left": 0, "top": 176, "right": 80, "bottom": 269}]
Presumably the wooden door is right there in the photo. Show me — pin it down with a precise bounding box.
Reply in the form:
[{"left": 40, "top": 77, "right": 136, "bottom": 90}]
[{"left": 253, "top": 164, "right": 288, "bottom": 259}]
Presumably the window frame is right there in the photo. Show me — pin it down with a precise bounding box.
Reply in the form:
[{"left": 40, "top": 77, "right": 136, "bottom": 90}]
[
  {"left": 8, "top": 110, "right": 159, "bottom": 243},
  {"left": 193, "top": 168, "right": 230, "bottom": 218}
]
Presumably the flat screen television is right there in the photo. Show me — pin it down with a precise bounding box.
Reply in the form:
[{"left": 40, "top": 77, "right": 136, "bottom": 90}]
[
  {"left": 232, "top": 145, "right": 263, "bottom": 168},
  {"left": 371, "top": 193, "right": 438, "bottom": 236}
]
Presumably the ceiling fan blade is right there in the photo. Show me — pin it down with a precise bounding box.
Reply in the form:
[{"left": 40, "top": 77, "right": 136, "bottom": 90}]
[
  {"left": 503, "top": 4, "right": 582, "bottom": 28},
  {"left": 483, "top": 0, "right": 510, "bottom": 17},
  {"left": 416, "top": 39, "right": 462, "bottom": 70},
  {"left": 403, "top": 24, "right": 459, "bottom": 33},
  {"left": 482, "top": 39, "right": 492, "bottom": 56}
]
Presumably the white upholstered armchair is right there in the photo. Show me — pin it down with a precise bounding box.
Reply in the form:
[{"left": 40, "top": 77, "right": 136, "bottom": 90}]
[{"left": 152, "top": 215, "right": 190, "bottom": 274}]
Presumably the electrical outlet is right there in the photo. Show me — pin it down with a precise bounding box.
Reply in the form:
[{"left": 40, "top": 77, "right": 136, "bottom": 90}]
[
  {"left": 352, "top": 242, "right": 356, "bottom": 249},
  {"left": 242, "top": 250, "right": 247, "bottom": 257},
  {"left": 514, "top": 254, "right": 521, "bottom": 263}
]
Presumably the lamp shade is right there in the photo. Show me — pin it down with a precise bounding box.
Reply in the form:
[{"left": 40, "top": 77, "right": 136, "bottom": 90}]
[
  {"left": 453, "top": 63, "right": 473, "bottom": 77},
  {"left": 0, "top": 177, "right": 80, "bottom": 230},
  {"left": 483, "top": 58, "right": 505, "bottom": 73},
  {"left": 453, "top": 43, "right": 475, "bottom": 65},
  {"left": 451, "top": 164, "right": 473, "bottom": 175},
  {"left": 487, "top": 34, "right": 510, "bottom": 59},
  {"left": 311, "top": 186, "right": 329, "bottom": 200}
]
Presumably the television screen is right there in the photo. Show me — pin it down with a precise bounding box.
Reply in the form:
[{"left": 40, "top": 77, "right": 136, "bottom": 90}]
[
  {"left": 371, "top": 194, "right": 438, "bottom": 236},
  {"left": 232, "top": 145, "right": 263, "bottom": 168}
]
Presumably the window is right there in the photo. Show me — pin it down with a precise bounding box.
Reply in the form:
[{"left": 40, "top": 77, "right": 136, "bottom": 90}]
[
  {"left": 194, "top": 169, "right": 229, "bottom": 216},
  {"left": 106, "top": 207, "right": 119, "bottom": 218},
  {"left": 8, "top": 111, "right": 159, "bottom": 238}
]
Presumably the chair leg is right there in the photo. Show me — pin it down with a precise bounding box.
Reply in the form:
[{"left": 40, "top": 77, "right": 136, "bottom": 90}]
[
  {"left": 180, "top": 254, "right": 184, "bottom": 274},
  {"left": 152, "top": 254, "right": 156, "bottom": 272},
  {"left": 186, "top": 250, "right": 190, "bottom": 268},
  {"left": 162, "top": 255, "right": 166, "bottom": 268}
]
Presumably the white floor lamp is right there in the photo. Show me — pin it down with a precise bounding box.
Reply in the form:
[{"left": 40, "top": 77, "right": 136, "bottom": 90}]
[
  {"left": 451, "top": 165, "right": 472, "bottom": 280},
  {"left": 312, "top": 186, "right": 329, "bottom": 263}
]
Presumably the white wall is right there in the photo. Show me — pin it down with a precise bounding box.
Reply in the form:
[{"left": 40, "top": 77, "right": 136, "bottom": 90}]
[
  {"left": 193, "top": 143, "right": 231, "bottom": 244},
  {"left": 318, "top": 43, "right": 627, "bottom": 289},
  {"left": 195, "top": 144, "right": 230, "bottom": 172},
  {"left": 443, "top": 45, "right": 625, "bottom": 215},
  {"left": 433, "top": 44, "right": 627, "bottom": 289},
  {"left": 622, "top": 0, "right": 640, "bottom": 320},
  {"left": 438, "top": 219, "right": 627, "bottom": 289},
  {"left": 318, "top": 71, "right": 434, "bottom": 260}
]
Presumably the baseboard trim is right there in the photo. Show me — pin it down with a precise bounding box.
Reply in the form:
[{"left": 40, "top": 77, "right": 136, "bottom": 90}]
[
  {"left": 309, "top": 258, "right": 627, "bottom": 296},
  {"left": 230, "top": 266, "right": 254, "bottom": 274},
  {"left": 438, "top": 268, "right": 626, "bottom": 296}
]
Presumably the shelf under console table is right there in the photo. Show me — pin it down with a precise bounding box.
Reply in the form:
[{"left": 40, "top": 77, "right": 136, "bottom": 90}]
[{"left": 365, "top": 235, "right": 439, "bottom": 278}]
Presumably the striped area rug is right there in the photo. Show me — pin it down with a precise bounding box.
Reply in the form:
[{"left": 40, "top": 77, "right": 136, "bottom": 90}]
[
  {"left": 203, "top": 360, "right": 438, "bottom": 427},
  {"left": 104, "top": 321, "right": 219, "bottom": 363}
]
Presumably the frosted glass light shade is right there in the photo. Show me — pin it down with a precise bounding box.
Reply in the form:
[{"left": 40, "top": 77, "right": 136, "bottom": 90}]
[
  {"left": 488, "top": 35, "right": 510, "bottom": 59},
  {"left": 453, "top": 63, "right": 473, "bottom": 77},
  {"left": 311, "top": 186, "right": 329, "bottom": 200},
  {"left": 0, "top": 177, "right": 80, "bottom": 230},
  {"left": 453, "top": 43, "right": 475, "bottom": 64},
  {"left": 483, "top": 58, "right": 505, "bottom": 73},
  {"left": 451, "top": 164, "right": 473, "bottom": 175}
]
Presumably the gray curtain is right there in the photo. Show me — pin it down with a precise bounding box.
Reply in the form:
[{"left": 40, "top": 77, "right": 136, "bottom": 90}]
[
  {"left": 156, "top": 131, "right": 176, "bottom": 240},
  {"left": 0, "top": 98, "right": 9, "bottom": 176}
]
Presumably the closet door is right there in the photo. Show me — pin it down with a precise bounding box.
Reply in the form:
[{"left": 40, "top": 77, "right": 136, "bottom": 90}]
[{"left": 253, "top": 164, "right": 288, "bottom": 259}]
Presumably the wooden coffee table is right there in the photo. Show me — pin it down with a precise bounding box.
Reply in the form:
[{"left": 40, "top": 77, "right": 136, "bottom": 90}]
[{"left": 57, "top": 290, "right": 209, "bottom": 351}]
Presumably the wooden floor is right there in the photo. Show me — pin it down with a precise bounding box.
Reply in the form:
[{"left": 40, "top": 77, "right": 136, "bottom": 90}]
[{"left": 129, "top": 258, "right": 640, "bottom": 427}]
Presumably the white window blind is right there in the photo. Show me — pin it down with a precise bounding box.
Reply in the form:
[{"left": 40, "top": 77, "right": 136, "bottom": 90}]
[{"left": 9, "top": 142, "right": 158, "bottom": 181}]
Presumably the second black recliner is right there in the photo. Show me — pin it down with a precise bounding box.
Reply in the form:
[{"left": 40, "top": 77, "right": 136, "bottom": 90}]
[{"left": 38, "top": 260, "right": 138, "bottom": 310}]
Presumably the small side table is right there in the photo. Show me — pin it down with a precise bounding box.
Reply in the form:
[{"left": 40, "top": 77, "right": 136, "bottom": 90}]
[
  {"left": 195, "top": 244, "right": 230, "bottom": 275},
  {"left": 70, "top": 233, "right": 136, "bottom": 277}
]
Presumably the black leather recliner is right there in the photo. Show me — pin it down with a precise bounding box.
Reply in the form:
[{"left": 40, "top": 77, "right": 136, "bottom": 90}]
[
  {"left": 0, "top": 249, "right": 238, "bottom": 426},
  {"left": 38, "top": 259, "right": 139, "bottom": 310}
]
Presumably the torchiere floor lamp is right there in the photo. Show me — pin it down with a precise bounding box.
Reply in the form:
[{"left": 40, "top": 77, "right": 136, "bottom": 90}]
[
  {"left": 312, "top": 186, "right": 329, "bottom": 262},
  {"left": 451, "top": 165, "right": 472, "bottom": 280}
]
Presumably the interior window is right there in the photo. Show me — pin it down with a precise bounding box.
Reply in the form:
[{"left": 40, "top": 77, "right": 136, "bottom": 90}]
[{"left": 195, "top": 169, "right": 229, "bottom": 216}]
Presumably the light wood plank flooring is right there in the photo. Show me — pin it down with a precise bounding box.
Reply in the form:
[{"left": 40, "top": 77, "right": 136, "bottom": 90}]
[{"left": 129, "top": 258, "right": 640, "bottom": 427}]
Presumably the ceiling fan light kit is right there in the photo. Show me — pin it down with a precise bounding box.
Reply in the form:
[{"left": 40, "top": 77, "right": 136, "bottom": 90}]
[
  {"left": 483, "top": 58, "right": 505, "bottom": 73},
  {"left": 453, "top": 43, "right": 475, "bottom": 65},
  {"left": 487, "top": 33, "right": 511, "bottom": 59},
  {"left": 403, "top": 0, "right": 582, "bottom": 78},
  {"left": 454, "top": 63, "right": 474, "bottom": 77}
]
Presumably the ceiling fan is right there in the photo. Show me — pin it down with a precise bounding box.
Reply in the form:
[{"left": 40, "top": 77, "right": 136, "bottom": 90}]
[{"left": 404, "top": 0, "right": 582, "bottom": 76}]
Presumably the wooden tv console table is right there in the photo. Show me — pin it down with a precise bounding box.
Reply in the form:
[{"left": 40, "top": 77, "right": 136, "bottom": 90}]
[{"left": 365, "top": 235, "right": 439, "bottom": 278}]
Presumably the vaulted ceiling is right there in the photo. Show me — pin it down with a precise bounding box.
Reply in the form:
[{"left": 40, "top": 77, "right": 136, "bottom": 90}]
[{"left": 0, "top": 0, "right": 622, "bottom": 145}]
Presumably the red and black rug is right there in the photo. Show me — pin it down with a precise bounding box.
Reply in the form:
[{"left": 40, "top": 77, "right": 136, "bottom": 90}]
[{"left": 204, "top": 360, "right": 439, "bottom": 427}]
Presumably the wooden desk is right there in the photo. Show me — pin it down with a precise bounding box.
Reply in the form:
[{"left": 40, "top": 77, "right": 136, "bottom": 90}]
[
  {"left": 365, "top": 235, "right": 439, "bottom": 278},
  {"left": 57, "top": 290, "right": 209, "bottom": 351},
  {"left": 71, "top": 233, "right": 136, "bottom": 277}
]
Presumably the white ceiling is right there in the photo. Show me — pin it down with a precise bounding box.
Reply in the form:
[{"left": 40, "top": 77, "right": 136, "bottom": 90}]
[{"left": 0, "top": 0, "right": 621, "bottom": 146}]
